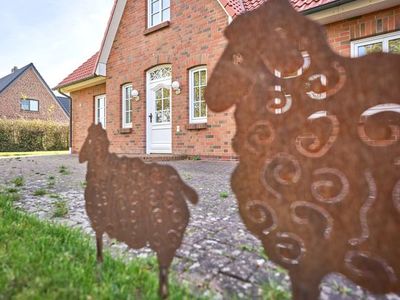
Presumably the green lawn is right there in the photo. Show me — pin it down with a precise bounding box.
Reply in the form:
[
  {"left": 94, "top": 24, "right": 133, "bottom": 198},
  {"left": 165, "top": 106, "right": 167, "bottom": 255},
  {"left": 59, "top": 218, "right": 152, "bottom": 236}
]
[
  {"left": 0, "top": 151, "right": 69, "bottom": 157},
  {"left": 0, "top": 192, "right": 197, "bottom": 300}
]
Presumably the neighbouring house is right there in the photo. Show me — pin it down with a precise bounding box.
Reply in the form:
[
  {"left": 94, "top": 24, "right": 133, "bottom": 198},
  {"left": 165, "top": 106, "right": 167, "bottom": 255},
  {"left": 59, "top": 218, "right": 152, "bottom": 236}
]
[
  {"left": 0, "top": 64, "right": 70, "bottom": 124},
  {"left": 56, "top": 0, "right": 400, "bottom": 158}
]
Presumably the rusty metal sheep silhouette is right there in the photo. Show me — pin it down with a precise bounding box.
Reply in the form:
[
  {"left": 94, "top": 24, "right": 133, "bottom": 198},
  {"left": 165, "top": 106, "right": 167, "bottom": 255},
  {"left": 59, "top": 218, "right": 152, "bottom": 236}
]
[
  {"left": 79, "top": 124, "right": 198, "bottom": 299},
  {"left": 206, "top": 0, "right": 400, "bottom": 299}
]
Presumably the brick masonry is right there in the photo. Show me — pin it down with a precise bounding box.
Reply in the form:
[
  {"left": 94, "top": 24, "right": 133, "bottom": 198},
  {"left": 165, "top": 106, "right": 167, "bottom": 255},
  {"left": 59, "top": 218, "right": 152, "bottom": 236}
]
[
  {"left": 69, "top": 2, "right": 400, "bottom": 158},
  {"left": 0, "top": 67, "right": 69, "bottom": 124},
  {"left": 325, "top": 5, "right": 400, "bottom": 56}
]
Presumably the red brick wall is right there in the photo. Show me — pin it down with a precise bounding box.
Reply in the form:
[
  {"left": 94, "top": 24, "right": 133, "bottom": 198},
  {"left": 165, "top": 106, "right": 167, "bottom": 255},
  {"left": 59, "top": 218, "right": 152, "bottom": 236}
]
[
  {"left": 70, "top": 84, "right": 106, "bottom": 153},
  {"left": 104, "top": 0, "right": 234, "bottom": 158},
  {"left": 325, "top": 5, "right": 400, "bottom": 56},
  {"left": 70, "top": 3, "right": 400, "bottom": 158},
  {"left": 0, "top": 67, "right": 69, "bottom": 123}
]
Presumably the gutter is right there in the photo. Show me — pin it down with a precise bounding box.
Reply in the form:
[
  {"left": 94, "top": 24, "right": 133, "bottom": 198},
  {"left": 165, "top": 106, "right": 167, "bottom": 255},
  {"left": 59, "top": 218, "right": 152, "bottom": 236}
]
[
  {"left": 55, "top": 74, "right": 98, "bottom": 91},
  {"left": 58, "top": 90, "right": 73, "bottom": 154},
  {"left": 303, "top": 0, "right": 356, "bottom": 15}
]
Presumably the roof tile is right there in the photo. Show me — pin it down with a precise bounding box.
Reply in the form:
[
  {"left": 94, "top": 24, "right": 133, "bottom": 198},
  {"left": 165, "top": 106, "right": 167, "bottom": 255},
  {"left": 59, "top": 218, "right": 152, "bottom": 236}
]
[{"left": 56, "top": 52, "right": 99, "bottom": 88}]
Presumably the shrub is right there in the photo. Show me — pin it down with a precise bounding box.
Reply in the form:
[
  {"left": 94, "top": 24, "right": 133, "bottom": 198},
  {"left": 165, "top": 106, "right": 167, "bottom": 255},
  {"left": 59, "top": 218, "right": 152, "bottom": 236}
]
[{"left": 0, "top": 119, "right": 69, "bottom": 152}]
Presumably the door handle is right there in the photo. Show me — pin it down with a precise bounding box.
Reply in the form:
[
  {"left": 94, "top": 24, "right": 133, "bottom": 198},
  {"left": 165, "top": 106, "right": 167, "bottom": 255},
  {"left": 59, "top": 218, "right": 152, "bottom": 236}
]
[{"left": 148, "top": 113, "right": 153, "bottom": 123}]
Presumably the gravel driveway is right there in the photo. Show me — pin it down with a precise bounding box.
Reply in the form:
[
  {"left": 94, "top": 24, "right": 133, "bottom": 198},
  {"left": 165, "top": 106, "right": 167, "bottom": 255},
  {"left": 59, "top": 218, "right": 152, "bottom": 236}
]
[{"left": 0, "top": 155, "right": 398, "bottom": 300}]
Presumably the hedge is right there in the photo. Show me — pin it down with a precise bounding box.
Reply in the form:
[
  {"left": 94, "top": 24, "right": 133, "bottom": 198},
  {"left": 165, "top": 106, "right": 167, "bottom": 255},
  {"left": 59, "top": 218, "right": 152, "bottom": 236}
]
[{"left": 0, "top": 119, "right": 69, "bottom": 152}]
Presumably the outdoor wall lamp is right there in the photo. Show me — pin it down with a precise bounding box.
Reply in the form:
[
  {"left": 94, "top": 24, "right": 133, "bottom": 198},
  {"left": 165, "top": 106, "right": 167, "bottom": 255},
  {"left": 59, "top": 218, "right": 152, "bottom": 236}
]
[
  {"left": 131, "top": 89, "right": 140, "bottom": 101},
  {"left": 172, "top": 81, "right": 181, "bottom": 95}
]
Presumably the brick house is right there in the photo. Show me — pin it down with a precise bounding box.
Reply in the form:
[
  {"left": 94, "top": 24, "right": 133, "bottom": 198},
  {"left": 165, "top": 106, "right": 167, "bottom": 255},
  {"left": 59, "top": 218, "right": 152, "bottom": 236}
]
[
  {"left": 0, "top": 64, "right": 70, "bottom": 123},
  {"left": 56, "top": 0, "right": 400, "bottom": 158}
]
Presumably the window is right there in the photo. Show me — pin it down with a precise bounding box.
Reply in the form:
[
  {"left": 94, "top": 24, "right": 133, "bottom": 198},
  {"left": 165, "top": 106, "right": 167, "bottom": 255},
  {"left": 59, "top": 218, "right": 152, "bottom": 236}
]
[
  {"left": 189, "top": 67, "right": 207, "bottom": 124},
  {"left": 95, "top": 95, "right": 106, "bottom": 129},
  {"left": 351, "top": 31, "right": 400, "bottom": 57},
  {"left": 148, "top": 0, "right": 170, "bottom": 28},
  {"left": 20, "top": 99, "right": 39, "bottom": 112},
  {"left": 122, "top": 84, "right": 133, "bottom": 128}
]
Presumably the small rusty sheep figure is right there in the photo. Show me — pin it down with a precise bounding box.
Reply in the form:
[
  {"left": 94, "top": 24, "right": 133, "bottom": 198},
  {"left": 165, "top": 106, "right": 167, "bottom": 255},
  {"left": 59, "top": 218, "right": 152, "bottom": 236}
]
[
  {"left": 206, "top": 0, "right": 400, "bottom": 299},
  {"left": 79, "top": 124, "right": 198, "bottom": 299}
]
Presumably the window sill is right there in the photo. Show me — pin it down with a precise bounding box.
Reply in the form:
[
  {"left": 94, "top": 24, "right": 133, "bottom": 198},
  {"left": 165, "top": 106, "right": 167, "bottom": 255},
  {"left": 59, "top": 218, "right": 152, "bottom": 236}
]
[
  {"left": 186, "top": 123, "right": 208, "bottom": 130},
  {"left": 119, "top": 128, "right": 132, "bottom": 134},
  {"left": 144, "top": 21, "right": 170, "bottom": 35}
]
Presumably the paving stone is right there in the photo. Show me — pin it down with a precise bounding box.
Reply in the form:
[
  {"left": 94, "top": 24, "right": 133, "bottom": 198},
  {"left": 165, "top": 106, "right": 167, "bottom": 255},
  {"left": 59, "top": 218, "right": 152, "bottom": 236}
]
[{"left": 0, "top": 155, "right": 399, "bottom": 299}]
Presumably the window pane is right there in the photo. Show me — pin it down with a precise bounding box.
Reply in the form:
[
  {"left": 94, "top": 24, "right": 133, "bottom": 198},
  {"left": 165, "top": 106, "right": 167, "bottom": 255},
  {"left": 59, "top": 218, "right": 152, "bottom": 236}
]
[
  {"left": 21, "top": 100, "right": 29, "bottom": 110},
  {"left": 194, "top": 71, "right": 200, "bottom": 86},
  {"left": 201, "top": 102, "right": 207, "bottom": 117},
  {"left": 200, "top": 70, "right": 207, "bottom": 86},
  {"left": 30, "top": 100, "right": 39, "bottom": 111},
  {"left": 163, "top": 110, "right": 170, "bottom": 122},
  {"left": 194, "top": 103, "right": 200, "bottom": 118},
  {"left": 152, "top": 12, "right": 161, "bottom": 26},
  {"left": 162, "top": 8, "right": 170, "bottom": 22},
  {"left": 164, "top": 98, "right": 170, "bottom": 110},
  {"left": 200, "top": 86, "right": 205, "bottom": 101},
  {"left": 126, "top": 112, "right": 131, "bottom": 123},
  {"left": 156, "top": 99, "right": 162, "bottom": 111},
  {"left": 162, "top": 0, "right": 170, "bottom": 9},
  {"left": 194, "top": 87, "right": 200, "bottom": 101},
  {"left": 162, "top": 88, "right": 170, "bottom": 98},
  {"left": 389, "top": 38, "right": 400, "bottom": 54},
  {"left": 156, "top": 111, "right": 162, "bottom": 123},
  {"left": 155, "top": 89, "right": 162, "bottom": 99},
  {"left": 126, "top": 99, "right": 132, "bottom": 111},
  {"left": 151, "top": 0, "right": 160, "bottom": 14},
  {"left": 358, "top": 42, "right": 383, "bottom": 56}
]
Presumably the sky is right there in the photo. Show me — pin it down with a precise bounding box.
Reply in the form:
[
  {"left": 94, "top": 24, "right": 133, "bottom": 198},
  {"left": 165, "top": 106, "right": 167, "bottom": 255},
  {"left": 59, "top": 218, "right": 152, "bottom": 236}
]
[{"left": 0, "top": 0, "right": 114, "bottom": 88}]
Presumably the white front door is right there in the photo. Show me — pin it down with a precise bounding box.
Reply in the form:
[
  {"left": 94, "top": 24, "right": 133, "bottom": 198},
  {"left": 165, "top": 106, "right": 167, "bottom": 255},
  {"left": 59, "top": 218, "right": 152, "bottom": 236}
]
[
  {"left": 95, "top": 95, "right": 106, "bottom": 128},
  {"left": 146, "top": 66, "right": 172, "bottom": 154}
]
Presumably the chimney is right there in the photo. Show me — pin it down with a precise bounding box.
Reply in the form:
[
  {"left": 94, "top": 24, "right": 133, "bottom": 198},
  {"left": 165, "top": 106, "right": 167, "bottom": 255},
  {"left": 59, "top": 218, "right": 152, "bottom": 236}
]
[{"left": 11, "top": 66, "right": 18, "bottom": 73}]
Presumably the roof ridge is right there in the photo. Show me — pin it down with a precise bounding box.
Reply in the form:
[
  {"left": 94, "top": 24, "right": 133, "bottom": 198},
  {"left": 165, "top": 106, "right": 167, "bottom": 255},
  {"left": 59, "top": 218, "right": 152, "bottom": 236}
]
[{"left": 0, "top": 63, "right": 33, "bottom": 94}]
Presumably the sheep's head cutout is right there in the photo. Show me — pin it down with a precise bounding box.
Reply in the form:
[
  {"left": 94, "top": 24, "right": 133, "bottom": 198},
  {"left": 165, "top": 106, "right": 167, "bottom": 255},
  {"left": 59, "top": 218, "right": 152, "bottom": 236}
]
[
  {"left": 206, "top": 0, "right": 400, "bottom": 299},
  {"left": 80, "top": 124, "right": 198, "bottom": 299}
]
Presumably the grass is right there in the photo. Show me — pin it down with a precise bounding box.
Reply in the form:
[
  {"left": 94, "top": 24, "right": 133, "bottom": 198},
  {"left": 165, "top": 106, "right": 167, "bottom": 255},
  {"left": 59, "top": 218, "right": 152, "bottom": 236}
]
[
  {"left": 0, "top": 151, "right": 69, "bottom": 158},
  {"left": 59, "top": 165, "right": 71, "bottom": 176},
  {"left": 0, "top": 192, "right": 198, "bottom": 300},
  {"left": 192, "top": 155, "right": 201, "bottom": 161},
  {"left": 33, "top": 188, "right": 47, "bottom": 196},
  {"left": 47, "top": 176, "right": 56, "bottom": 189},
  {"left": 262, "top": 280, "right": 291, "bottom": 300},
  {"left": 11, "top": 176, "right": 24, "bottom": 187},
  {"left": 52, "top": 200, "right": 69, "bottom": 218},
  {"left": 49, "top": 193, "right": 62, "bottom": 200},
  {"left": 219, "top": 191, "right": 229, "bottom": 199},
  {"left": 80, "top": 181, "right": 87, "bottom": 189},
  {"left": 1, "top": 187, "right": 21, "bottom": 202}
]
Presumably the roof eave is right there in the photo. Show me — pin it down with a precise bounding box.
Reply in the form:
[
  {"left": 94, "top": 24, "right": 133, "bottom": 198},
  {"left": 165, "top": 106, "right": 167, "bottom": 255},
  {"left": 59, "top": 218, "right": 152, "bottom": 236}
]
[
  {"left": 307, "top": 0, "right": 400, "bottom": 25},
  {"left": 57, "top": 75, "right": 107, "bottom": 94}
]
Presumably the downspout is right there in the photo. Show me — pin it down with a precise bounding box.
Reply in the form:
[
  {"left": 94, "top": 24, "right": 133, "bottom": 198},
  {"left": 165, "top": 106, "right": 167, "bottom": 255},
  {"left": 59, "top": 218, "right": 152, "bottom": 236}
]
[
  {"left": 58, "top": 89, "right": 73, "bottom": 154},
  {"left": 303, "top": 0, "right": 356, "bottom": 15}
]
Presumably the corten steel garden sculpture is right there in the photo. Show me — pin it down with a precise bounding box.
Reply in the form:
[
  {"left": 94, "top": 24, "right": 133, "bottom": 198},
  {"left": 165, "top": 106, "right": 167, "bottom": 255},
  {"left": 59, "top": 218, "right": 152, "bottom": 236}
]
[
  {"left": 206, "top": 0, "right": 400, "bottom": 299},
  {"left": 79, "top": 124, "right": 198, "bottom": 299}
]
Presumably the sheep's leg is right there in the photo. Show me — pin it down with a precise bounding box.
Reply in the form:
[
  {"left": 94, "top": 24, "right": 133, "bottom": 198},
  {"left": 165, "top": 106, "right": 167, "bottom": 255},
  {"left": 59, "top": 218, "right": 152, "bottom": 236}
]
[
  {"left": 157, "top": 252, "right": 173, "bottom": 299},
  {"left": 96, "top": 232, "right": 104, "bottom": 263},
  {"left": 159, "top": 266, "right": 169, "bottom": 299},
  {"left": 291, "top": 274, "right": 321, "bottom": 300}
]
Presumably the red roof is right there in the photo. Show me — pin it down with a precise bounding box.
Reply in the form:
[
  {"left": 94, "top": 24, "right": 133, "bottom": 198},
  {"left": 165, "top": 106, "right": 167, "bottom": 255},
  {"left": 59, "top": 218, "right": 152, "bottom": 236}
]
[
  {"left": 221, "top": 0, "right": 337, "bottom": 16},
  {"left": 56, "top": 52, "right": 99, "bottom": 88},
  {"left": 57, "top": 0, "right": 336, "bottom": 89}
]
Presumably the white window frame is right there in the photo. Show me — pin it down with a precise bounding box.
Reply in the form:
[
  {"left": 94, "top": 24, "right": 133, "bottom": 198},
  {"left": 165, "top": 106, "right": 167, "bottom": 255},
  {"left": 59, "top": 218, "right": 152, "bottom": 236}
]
[
  {"left": 351, "top": 31, "right": 400, "bottom": 57},
  {"left": 95, "top": 95, "right": 106, "bottom": 129},
  {"left": 122, "top": 84, "right": 133, "bottom": 128},
  {"left": 148, "top": 0, "right": 170, "bottom": 28},
  {"left": 189, "top": 66, "right": 208, "bottom": 124}
]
